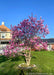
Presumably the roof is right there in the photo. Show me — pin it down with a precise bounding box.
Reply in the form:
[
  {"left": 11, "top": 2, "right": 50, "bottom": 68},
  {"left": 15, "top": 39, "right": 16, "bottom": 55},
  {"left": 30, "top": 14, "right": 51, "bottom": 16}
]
[
  {"left": 0, "top": 24, "right": 11, "bottom": 31},
  {"left": 41, "top": 39, "right": 54, "bottom": 44}
]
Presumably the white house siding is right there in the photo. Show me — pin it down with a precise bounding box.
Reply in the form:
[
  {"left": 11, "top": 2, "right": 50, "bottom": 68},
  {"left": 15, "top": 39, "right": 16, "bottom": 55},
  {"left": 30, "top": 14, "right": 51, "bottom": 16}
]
[
  {"left": 0, "top": 44, "right": 7, "bottom": 54},
  {"left": 47, "top": 44, "right": 52, "bottom": 51}
]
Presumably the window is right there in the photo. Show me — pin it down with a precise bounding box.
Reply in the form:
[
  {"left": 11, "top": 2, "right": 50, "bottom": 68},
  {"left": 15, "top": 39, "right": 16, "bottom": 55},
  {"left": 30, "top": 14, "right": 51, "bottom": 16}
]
[{"left": 1, "top": 33, "right": 6, "bottom": 38}]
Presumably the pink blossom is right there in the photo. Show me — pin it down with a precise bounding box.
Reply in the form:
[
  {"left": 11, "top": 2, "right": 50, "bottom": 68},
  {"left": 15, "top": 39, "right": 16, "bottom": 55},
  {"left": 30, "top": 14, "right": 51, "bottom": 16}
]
[
  {"left": 43, "top": 35, "right": 45, "bottom": 38},
  {"left": 5, "top": 53, "right": 7, "bottom": 56},
  {"left": 13, "top": 55, "right": 15, "bottom": 57},
  {"left": 33, "top": 37, "right": 37, "bottom": 40},
  {"left": 25, "top": 47, "right": 27, "bottom": 50},
  {"left": 16, "top": 48, "right": 19, "bottom": 50},
  {"left": 13, "top": 50, "right": 17, "bottom": 53},
  {"left": 30, "top": 39, "right": 34, "bottom": 43},
  {"left": 22, "top": 43, "right": 24, "bottom": 46},
  {"left": 9, "top": 50, "right": 12, "bottom": 54},
  {"left": 28, "top": 48, "right": 31, "bottom": 50},
  {"left": 24, "top": 54, "right": 26, "bottom": 56}
]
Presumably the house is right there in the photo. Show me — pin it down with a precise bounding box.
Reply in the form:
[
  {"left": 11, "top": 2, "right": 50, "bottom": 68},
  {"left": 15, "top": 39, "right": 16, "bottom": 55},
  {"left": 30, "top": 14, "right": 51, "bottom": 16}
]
[
  {"left": 0, "top": 22, "right": 11, "bottom": 54},
  {"left": 42, "top": 39, "right": 54, "bottom": 51}
]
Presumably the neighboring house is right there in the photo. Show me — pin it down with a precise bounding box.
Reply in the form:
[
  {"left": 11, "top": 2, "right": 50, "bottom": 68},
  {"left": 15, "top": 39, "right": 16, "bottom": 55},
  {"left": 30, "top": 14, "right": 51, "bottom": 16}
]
[
  {"left": 42, "top": 39, "right": 54, "bottom": 51},
  {"left": 0, "top": 22, "right": 11, "bottom": 54},
  {"left": 0, "top": 22, "right": 11, "bottom": 41}
]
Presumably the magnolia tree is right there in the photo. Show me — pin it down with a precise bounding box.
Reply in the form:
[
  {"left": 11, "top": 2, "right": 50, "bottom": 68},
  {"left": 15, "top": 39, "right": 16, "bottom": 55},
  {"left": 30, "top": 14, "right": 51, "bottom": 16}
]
[{"left": 4, "top": 15, "right": 49, "bottom": 65}]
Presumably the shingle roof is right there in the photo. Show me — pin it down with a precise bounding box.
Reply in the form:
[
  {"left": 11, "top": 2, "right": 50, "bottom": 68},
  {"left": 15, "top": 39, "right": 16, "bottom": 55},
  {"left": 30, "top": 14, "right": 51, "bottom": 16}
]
[
  {"left": 41, "top": 39, "right": 54, "bottom": 44},
  {"left": 0, "top": 24, "right": 11, "bottom": 31}
]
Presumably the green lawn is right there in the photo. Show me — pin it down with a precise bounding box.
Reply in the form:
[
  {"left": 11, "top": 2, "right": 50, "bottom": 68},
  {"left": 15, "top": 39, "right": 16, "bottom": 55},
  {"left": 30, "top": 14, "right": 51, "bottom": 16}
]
[{"left": 0, "top": 51, "right": 54, "bottom": 75}]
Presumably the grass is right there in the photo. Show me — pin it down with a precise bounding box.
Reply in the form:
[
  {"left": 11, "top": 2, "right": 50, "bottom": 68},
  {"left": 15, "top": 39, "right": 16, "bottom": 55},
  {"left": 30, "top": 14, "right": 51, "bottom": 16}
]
[{"left": 0, "top": 51, "right": 54, "bottom": 75}]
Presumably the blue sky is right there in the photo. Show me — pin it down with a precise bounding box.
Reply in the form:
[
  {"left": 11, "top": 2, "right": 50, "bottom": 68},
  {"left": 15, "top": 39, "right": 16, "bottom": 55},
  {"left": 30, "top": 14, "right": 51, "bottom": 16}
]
[{"left": 0, "top": 0, "right": 54, "bottom": 38}]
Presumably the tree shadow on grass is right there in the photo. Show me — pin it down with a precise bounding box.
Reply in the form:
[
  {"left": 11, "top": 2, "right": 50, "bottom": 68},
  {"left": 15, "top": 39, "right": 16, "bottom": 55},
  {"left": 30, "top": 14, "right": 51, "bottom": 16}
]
[
  {"left": 0, "top": 55, "right": 26, "bottom": 63},
  {"left": 32, "top": 56, "right": 36, "bottom": 59},
  {"left": 11, "top": 56, "right": 26, "bottom": 62},
  {"left": 0, "top": 55, "right": 8, "bottom": 63}
]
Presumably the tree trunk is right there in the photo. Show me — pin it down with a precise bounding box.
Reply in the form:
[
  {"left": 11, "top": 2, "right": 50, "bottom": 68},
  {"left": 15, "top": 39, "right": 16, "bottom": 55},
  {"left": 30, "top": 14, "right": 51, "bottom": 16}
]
[{"left": 25, "top": 50, "right": 31, "bottom": 66}]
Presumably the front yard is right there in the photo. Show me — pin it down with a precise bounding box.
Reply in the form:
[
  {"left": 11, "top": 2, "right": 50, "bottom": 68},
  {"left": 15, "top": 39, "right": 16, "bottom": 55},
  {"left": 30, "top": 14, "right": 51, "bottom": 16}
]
[{"left": 0, "top": 51, "right": 54, "bottom": 75}]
